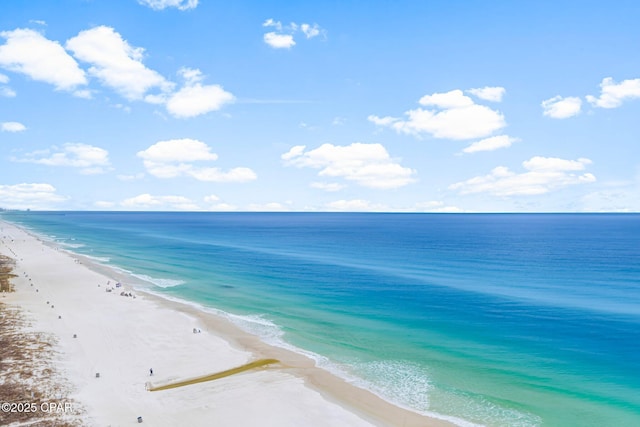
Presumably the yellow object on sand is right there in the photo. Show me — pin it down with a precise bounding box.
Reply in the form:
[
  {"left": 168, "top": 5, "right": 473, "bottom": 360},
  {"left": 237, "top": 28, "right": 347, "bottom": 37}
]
[{"left": 148, "top": 359, "right": 279, "bottom": 391}]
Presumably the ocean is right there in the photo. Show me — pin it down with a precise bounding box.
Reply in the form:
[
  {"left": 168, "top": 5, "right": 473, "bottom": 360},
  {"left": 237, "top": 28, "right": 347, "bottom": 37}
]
[{"left": 2, "top": 211, "right": 639, "bottom": 426}]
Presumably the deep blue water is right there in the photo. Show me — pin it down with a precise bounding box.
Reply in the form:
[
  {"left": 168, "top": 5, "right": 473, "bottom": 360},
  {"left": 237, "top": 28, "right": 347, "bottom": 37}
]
[{"left": 2, "top": 212, "right": 639, "bottom": 426}]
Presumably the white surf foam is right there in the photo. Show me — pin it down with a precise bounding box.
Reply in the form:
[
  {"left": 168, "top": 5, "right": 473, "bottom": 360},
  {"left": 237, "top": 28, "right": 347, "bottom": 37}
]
[{"left": 130, "top": 273, "right": 185, "bottom": 288}]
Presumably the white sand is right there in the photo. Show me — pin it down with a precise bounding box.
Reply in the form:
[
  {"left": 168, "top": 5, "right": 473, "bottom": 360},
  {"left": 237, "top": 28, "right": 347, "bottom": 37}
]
[{"left": 0, "top": 220, "right": 452, "bottom": 427}]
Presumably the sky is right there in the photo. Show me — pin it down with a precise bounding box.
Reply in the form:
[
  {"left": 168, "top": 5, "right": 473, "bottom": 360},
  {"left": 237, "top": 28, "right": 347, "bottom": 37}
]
[{"left": 1, "top": 0, "right": 639, "bottom": 212}]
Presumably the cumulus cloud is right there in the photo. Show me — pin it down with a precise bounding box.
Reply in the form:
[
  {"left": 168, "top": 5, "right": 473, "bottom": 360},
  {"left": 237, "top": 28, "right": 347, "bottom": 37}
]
[
  {"left": 449, "top": 156, "right": 596, "bottom": 196},
  {"left": 369, "top": 89, "right": 506, "bottom": 140},
  {"left": 0, "top": 28, "right": 87, "bottom": 92},
  {"left": 262, "top": 19, "right": 324, "bottom": 49},
  {"left": 1, "top": 121, "right": 26, "bottom": 132},
  {"left": 1, "top": 27, "right": 233, "bottom": 118},
  {"left": 264, "top": 32, "right": 296, "bottom": 49},
  {"left": 467, "top": 86, "right": 506, "bottom": 102},
  {"left": 420, "top": 89, "right": 474, "bottom": 108},
  {"left": 138, "top": 138, "right": 217, "bottom": 163},
  {"left": 541, "top": 96, "right": 582, "bottom": 118},
  {"left": 586, "top": 77, "right": 640, "bottom": 109},
  {"left": 138, "top": 0, "right": 198, "bottom": 10},
  {"left": 137, "top": 138, "right": 256, "bottom": 182},
  {"left": 66, "top": 26, "right": 172, "bottom": 100},
  {"left": 0, "top": 183, "right": 67, "bottom": 209},
  {"left": 462, "top": 135, "right": 518, "bottom": 154},
  {"left": 16, "top": 143, "right": 111, "bottom": 174},
  {"left": 165, "top": 68, "right": 235, "bottom": 118},
  {"left": 282, "top": 143, "right": 416, "bottom": 189},
  {"left": 121, "top": 194, "right": 199, "bottom": 210}
]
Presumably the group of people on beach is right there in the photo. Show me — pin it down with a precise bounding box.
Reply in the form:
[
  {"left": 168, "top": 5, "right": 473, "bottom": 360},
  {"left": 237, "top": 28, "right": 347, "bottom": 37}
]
[{"left": 103, "top": 280, "right": 136, "bottom": 298}]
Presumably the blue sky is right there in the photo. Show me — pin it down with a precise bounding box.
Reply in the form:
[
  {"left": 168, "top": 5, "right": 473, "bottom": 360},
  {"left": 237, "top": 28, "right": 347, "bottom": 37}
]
[{"left": 1, "top": 0, "right": 639, "bottom": 212}]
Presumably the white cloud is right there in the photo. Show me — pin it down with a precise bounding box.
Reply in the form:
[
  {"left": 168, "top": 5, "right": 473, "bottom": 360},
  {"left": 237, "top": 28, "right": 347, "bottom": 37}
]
[
  {"left": 325, "top": 199, "right": 384, "bottom": 212},
  {"left": 310, "top": 182, "right": 346, "bottom": 192},
  {"left": 467, "top": 86, "right": 506, "bottom": 102},
  {"left": 522, "top": 156, "right": 592, "bottom": 171},
  {"left": 121, "top": 193, "right": 200, "bottom": 210},
  {"left": 0, "top": 183, "right": 67, "bottom": 209},
  {"left": 16, "top": 143, "right": 111, "bottom": 174},
  {"left": 208, "top": 202, "right": 237, "bottom": 211},
  {"left": 0, "top": 87, "right": 17, "bottom": 98},
  {"left": 449, "top": 156, "right": 596, "bottom": 196},
  {"left": 73, "top": 89, "right": 93, "bottom": 99},
  {"left": 462, "top": 135, "right": 518, "bottom": 154},
  {"left": 66, "top": 26, "right": 172, "bottom": 101},
  {"left": 581, "top": 181, "right": 640, "bottom": 212},
  {"left": 138, "top": 0, "right": 198, "bottom": 10},
  {"left": 138, "top": 138, "right": 218, "bottom": 163},
  {"left": 332, "top": 116, "right": 346, "bottom": 126},
  {"left": 0, "top": 75, "right": 15, "bottom": 97},
  {"left": 541, "top": 96, "right": 582, "bottom": 118},
  {"left": 414, "top": 201, "right": 464, "bottom": 213},
  {"left": 262, "top": 19, "right": 283, "bottom": 30},
  {"left": 203, "top": 194, "right": 219, "bottom": 203},
  {"left": 369, "top": 89, "right": 506, "bottom": 140},
  {"left": 188, "top": 167, "right": 257, "bottom": 182},
  {"left": 247, "top": 202, "right": 288, "bottom": 211},
  {"left": 175, "top": 67, "right": 202, "bottom": 85},
  {"left": 419, "top": 89, "right": 474, "bottom": 108},
  {"left": 367, "top": 115, "right": 397, "bottom": 126},
  {"left": 281, "top": 145, "right": 306, "bottom": 160},
  {"left": 282, "top": 142, "right": 416, "bottom": 189},
  {"left": 586, "top": 77, "right": 640, "bottom": 109},
  {"left": 0, "top": 87, "right": 16, "bottom": 97},
  {"left": 165, "top": 67, "right": 235, "bottom": 118},
  {"left": 1, "top": 121, "right": 26, "bottom": 132},
  {"left": 0, "top": 28, "right": 87, "bottom": 91},
  {"left": 262, "top": 19, "right": 324, "bottom": 49},
  {"left": 264, "top": 32, "right": 296, "bottom": 49},
  {"left": 300, "top": 23, "right": 322, "bottom": 39},
  {"left": 137, "top": 138, "right": 256, "bottom": 182},
  {"left": 1, "top": 27, "right": 233, "bottom": 118}
]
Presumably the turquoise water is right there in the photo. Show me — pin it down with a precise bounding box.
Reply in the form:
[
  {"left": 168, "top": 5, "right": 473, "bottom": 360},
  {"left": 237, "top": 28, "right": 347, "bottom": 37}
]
[{"left": 2, "top": 212, "right": 640, "bottom": 426}]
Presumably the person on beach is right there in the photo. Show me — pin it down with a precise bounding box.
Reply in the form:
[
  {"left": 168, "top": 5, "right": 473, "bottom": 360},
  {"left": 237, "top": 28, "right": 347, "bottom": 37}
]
[{"left": 150, "top": 368, "right": 153, "bottom": 376}]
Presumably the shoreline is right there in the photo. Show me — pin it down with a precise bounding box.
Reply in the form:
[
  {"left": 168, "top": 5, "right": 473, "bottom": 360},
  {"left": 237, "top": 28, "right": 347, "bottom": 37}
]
[{"left": 0, "top": 219, "right": 455, "bottom": 427}]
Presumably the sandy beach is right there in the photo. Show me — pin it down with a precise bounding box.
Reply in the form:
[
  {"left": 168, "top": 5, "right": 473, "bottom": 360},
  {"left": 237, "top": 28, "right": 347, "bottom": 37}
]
[{"left": 0, "top": 220, "right": 452, "bottom": 427}]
